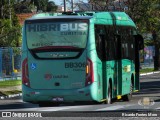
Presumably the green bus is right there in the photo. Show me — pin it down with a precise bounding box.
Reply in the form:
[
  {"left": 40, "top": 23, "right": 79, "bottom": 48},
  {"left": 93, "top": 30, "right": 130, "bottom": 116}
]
[{"left": 22, "top": 12, "right": 143, "bottom": 106}]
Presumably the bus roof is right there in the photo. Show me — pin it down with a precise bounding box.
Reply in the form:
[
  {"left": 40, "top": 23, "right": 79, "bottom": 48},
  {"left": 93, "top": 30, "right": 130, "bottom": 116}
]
[
  {"left": 25, "top": 12, "right": 136, "bottom": 27},
  {"left": 27, "top": 16, "right": 93, "bottom": 21},
  {"left": 93, "top": 12, "right": 136, "bottom": 27},
  {"left": 26, "top": 12, "right": 93, "bottom": 20}
]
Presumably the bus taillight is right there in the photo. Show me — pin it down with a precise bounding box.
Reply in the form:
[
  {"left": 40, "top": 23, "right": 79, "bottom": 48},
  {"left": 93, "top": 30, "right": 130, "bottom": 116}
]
[
  {"left": 22, "top": 58, "right": 30, "bottom": 87},
  {"left": 85, "top": 58, "right": 94, "bottom": 86}
]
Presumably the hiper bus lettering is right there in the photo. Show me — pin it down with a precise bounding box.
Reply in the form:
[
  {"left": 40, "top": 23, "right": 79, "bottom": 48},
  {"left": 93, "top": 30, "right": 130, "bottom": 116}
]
[{"left": 27, "top": 23, "right": 87, "bottom": 32}]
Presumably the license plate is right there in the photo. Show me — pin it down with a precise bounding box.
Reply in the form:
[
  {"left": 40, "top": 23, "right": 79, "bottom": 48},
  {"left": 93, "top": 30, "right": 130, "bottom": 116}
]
[{"left": 52, "top": 97, "right": 64, "bottom": 102}]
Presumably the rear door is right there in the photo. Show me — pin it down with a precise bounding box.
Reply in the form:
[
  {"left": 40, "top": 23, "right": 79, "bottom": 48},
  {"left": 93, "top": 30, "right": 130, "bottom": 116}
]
[
  {"left": 25, "top": 18, "right": 89, "bottom": 89},
  {"left": 121, "top": 27, "right": 132, "bottom": 95}
]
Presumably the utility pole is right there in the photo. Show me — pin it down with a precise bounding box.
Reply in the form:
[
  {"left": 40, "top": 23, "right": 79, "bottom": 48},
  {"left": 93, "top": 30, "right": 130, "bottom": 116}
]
[
  {"left": 9, "top": 0, "right": 12, "bottom": 27},
  {"left": 64, "top": 0, "right": 66, "bottom": 12},
  {"left": 152, "top": 30, "right": 159, "bottom": 70},
  {"left": 71, "top": 0, "right": 74, "bottom": 12}
]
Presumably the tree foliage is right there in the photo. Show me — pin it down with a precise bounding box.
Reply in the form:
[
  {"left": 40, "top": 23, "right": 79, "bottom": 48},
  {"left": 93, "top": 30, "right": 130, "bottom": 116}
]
[
  {"left": 0, "top": 0, "right": 21, "bottom": 47},
  {"left": 76, "top": 0, "right": 160, "bottom": 38},
  {"left": 14, "top": 0, "right": 58, "bottom": 13},
  {"left": 0, "top": 0, "right": 58, "bottom": 47}
]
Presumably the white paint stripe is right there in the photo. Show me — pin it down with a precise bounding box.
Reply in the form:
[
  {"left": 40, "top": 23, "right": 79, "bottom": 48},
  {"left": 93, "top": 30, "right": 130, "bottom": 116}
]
[
  {"left": 155, "top": 107, "right": 160, "bottom": 110},
  {"left": 140, "top": 71, "right": 160, "bottom": 76},
  {"left": 140, "top": 74, "right": 146, "bottom": 76},
  {"left": 95, "top": 104, "right": 134, "bottom": 111},
  {"left": 153, "top": 71, "right": 160, "bottom": 74},
  {"left": 0, "top": 105, "right": 78, "bottom": 112},
  {"left": 146, "top": 72, "right": 153, "bottom": 75},
  {"left": 95, "top": 105, "right": 124, "bottom": 111},
  {"left": 41, "top": 106, "right": 84, "bottom": 111}
]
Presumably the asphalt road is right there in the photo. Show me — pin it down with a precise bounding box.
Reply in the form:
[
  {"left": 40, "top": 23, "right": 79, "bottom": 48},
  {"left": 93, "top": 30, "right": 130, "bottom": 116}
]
[{"left": 0, "top": 73, "right": 160, "bottom": 118}]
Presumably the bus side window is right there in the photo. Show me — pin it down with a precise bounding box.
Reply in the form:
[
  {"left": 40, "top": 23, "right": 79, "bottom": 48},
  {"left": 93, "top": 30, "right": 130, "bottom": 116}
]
[
  {"left": 121, "top": 27, "right": 135, "bottom": 60},
  {"left": 128, "top": 28, "right": 135, "bottom": 60},
  {"left": 95, "top": 25, "right": 106, "bottom": 61},
  {"left": 105, "top": 26, "right": 116, "bottom": 61},
  {"left": 121, "top": 26, "right": 130, "bottom": 59}
]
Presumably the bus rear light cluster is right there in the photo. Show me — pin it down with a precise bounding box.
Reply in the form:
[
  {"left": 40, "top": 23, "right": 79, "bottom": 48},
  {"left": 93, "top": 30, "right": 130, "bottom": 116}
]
[
  {"left": 85, "top": 58, "right": 94, "bottom": 86},
  {"left": 22, "top": 58, "right": 30, "bottom": 87}
]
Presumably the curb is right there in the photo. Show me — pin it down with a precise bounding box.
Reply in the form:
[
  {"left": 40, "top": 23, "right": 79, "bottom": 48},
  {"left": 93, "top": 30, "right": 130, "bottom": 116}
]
[
  {"left": 0, "top": 93, "right": 22, "bottom": 100},
  {"left": 140, "top": 71, "right": 160, "bottom": 76}
]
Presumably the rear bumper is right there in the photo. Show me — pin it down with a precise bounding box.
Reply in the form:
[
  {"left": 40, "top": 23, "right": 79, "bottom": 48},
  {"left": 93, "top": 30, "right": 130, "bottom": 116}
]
[{"left": 22, "top": 84, "right": 96, "bottom": 103}]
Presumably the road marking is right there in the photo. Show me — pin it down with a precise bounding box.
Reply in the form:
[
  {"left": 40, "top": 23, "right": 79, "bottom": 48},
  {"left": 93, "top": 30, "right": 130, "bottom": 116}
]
[
  {"left": 153, "top": 71, "right": 160, "bottom": 74},
  {"left": 140, "top": 71, "right": 160, "bottom": 76},
  {"left": 155, "top": 107, "right": 160, "bottom": 110},
  {"left": 95, "top": 105, "right": 124, "bottom": 111},
  {"left": 95, "top": 104, "right": 133, "bottom": 111},
  {"left": 41, "top": 106, "right": 85, "bottom": 111},
  {"left": 0, "top": 105, "right": 79, "bottom": 112},
  {"left": 146, "top": 72, "right": 154, "bottom": 75},
  {"left": 140, "top": 74, "right": 147, "bottom": 76}
]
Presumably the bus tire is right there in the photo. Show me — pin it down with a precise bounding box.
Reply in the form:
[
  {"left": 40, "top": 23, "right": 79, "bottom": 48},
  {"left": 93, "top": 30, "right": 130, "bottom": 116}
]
[
  {"left": 122, "top": 81, "right": 133, "bottom": 101},
  {"left": 107, "top": 83, "right": 112, "bottom": 104}
]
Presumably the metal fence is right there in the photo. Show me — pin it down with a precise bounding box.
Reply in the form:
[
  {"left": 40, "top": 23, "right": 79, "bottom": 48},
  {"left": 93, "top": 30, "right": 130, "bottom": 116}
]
[{"left": 0, "top": 47, "right": 21, "bottom": 80}]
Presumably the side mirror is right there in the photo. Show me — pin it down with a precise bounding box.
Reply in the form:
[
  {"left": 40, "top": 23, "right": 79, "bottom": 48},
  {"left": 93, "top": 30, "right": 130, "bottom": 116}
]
[{"left": 134, "top": 34, "right": 144, "bottom": 50}]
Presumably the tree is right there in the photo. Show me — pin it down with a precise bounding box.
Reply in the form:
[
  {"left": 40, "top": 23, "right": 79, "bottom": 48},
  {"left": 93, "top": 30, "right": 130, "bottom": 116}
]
[
  {"left": 46, "top": 1, "right": 58, "bottom": 12},
  {"left": 0, "top": 0, "right": 21, "bottom": 47},
  {"left": 30, "top": 0, "right": 48, "bottom": 12},
  {"left": 149, "top": 0, "right": 160, "bottom": 70},
  {"left": 30, "top": 0, "right": 57, "bottom": 12},
  {"left": 14, "top": 1, "right": 32, "bottom": 13},
  {"left": 14, "top": 0, "right": 58, "bottom": 13}
]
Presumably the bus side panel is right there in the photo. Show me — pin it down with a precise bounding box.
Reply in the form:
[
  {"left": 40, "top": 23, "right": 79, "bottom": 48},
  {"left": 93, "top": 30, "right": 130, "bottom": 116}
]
[
  {"left": 110, "top": 60, "right": 118, "bottom": 99},
  {"left": 105, "top": 61, "right": 116, "bottom": 99},
  {"left": 87, "top": 21, "right": 102, "bottom": 102},
  {"left": 22, "top": 25, "right": 29, "bottom": 102},
  {"left": 95, "top": 58, "right": 103, "bottom": 101},
  {"left": 121, "top": 59, "right": 132, "bottom": 95},
  {"left": 90, "top": 50, "right": 104, "bottom": 102}
]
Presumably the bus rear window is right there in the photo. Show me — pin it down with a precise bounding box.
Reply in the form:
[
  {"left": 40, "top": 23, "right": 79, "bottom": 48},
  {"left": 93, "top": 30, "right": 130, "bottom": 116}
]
[{"left": 26, "top": 20, "right": 88, "bottom": 49}]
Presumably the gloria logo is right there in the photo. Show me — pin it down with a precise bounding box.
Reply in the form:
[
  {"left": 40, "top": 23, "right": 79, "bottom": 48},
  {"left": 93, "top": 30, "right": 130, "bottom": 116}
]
[
  {"left": 138, "top": 97, "right": 155, "bottom": 108},
  {"left": 44, "top": 73, "right": 52, "bottom": 80}
]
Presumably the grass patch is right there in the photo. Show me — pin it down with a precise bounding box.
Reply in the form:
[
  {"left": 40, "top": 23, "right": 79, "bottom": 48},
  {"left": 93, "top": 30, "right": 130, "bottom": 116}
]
[
  {"left": 2, "top": 90, "right": 22, "bottom": 96},
  {"left": 140, "top": 68, "right": 155, "bottom": 74},
  {"left": 0, "top": 90, "right": 22, "bottom": 96},
  {"left": 0, "top": 80, "right": 22, "bottom": 88}
]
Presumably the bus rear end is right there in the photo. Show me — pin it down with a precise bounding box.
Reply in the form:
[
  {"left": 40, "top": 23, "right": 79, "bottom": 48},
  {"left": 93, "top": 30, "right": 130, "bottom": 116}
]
[{"left": 22, "top": 17, "right": 95, "bottom": 105}]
